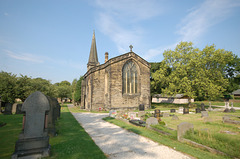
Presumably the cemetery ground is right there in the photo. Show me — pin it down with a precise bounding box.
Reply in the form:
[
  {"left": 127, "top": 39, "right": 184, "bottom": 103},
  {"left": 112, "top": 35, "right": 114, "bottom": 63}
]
[{"left": 0, "top": 105, "right": 106, "bottom": 159}]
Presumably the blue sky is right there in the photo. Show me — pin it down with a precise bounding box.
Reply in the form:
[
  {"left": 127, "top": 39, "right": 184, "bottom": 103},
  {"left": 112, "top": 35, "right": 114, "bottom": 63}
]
[{"left": 0, "top": 0, "right": 240, "bottom": 84}]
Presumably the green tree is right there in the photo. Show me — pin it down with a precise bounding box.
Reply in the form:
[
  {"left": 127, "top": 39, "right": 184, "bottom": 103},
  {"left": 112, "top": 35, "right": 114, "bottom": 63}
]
[
  {"left": 152, "top": 42, "right": 235, "bottom": 101},
  {"left": 0, "top": 71, "right": 17, "bottom": 103},
  {"left": 74, "top": 76, "right": 83, "bottom": 103},
  {"left": 56, "top": 80, "right": 72, "bottom": 102},
  {"left": 15, "top": 75, "right": 33, "bottom": 102}
]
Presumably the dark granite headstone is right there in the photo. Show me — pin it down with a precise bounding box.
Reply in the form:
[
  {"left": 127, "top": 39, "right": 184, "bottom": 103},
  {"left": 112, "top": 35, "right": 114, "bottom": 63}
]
[
  {"left": 12, "top": 91, "right": 50, "bottom": 158},
  {"left": 201, "top": 103, "right": 205, "bottom": 111},
  {"left": 139, "top": 104, "right": 144, "bottom": 111},
  {"left": 195, "top": 107, "right": 201, "bottom": 113},
  {"left": 4, "top": 103, "right": 12, "bottom": 115},
  {"left": 46, "top": 96, "right": 57, "bottom": 136},
  {"left": 183, "top": 108, "right": 189, "bottom": 114},
  {"left": 16, "top": 104, "right": 23, "bottom": 114},
  {"left": 170, "top": 109, "right": 176, "bottom": 113}
]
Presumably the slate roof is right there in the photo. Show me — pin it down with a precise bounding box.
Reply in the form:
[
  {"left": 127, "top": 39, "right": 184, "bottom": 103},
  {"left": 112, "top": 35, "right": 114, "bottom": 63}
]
[{"left": 232, "top": 89, "right": 240, "bottom": 95}]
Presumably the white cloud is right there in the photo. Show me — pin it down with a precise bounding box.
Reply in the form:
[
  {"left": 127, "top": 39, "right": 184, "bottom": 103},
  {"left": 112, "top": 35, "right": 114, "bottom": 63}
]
[
  {"left": 144, "top": 0, "right": 240, "bottom": 61},
  {"left": 95, "top": 0, "right": 163, "bottom": 21},
  {"left": 177, "top": 0, "right": 240, "bottom": 42},
  {"left": 94, "top": 0, "right": 164, "bottom": 54},
  {"left": 4, "top": 50, "right": 46, "bottom": 63}
]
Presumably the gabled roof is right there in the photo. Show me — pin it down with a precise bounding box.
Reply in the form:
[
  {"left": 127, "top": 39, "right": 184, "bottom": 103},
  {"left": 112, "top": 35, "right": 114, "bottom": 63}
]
[{"left": 232, "top": 89, "right": 240, "bottom": 95}]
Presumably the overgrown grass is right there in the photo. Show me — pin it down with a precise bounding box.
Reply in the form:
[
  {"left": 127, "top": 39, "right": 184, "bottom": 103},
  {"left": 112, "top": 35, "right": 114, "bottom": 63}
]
[
  {"left": 0, "top": 114, "right": 22, "bottom": 159},
  {"left": 47, "top": 105, "right": 106, "bottom": 159},
  {"left": 161, "top": 110, "right": 240, "bottom": 158},
  {"left": 103, "top": 117, "right": 230, "bottom": 159},
  {"left": 0, "top": 106, "right": 106, "bottom": 159}
]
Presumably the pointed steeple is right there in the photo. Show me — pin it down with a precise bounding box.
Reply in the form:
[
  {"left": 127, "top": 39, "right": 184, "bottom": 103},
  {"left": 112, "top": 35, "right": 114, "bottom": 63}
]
[{"left": 87, "top": 30, "right": 99, "bottom": 70}]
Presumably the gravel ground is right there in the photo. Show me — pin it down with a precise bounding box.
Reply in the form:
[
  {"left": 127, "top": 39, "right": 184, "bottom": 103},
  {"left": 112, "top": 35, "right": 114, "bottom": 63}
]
[{"left": 71, "top": 111, "right": 192, "bottom": 159}]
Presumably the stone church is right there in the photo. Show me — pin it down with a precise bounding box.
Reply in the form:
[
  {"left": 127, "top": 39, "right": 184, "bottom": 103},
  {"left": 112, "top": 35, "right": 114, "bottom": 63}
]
[{"left": 81, "top": 32, "right": 151, "bottom": 110}]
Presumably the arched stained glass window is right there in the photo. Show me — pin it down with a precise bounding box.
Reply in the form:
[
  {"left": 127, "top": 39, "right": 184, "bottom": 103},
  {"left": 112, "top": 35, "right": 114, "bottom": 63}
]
[{"left": 123, "top": 61, "right": 138, "bottom": 94}]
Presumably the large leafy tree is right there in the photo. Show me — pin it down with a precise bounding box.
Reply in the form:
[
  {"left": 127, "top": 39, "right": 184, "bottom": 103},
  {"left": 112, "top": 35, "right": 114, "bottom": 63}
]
[
  {"left": 15, "top": 75, "right": 33, "bottom": 102},
  {"left": 74, "top": 76, "right": 83, "bottom": 103},
  {"left": 0, "top": 71, "right": 17, "bottom": 103},
  {"left": 152, "top": 42, "right": 235, "bottom": 101}
]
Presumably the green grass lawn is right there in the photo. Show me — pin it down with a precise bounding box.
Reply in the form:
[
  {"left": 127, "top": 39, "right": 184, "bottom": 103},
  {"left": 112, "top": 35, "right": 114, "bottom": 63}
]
[
  {"left": 194, "top": 100, "right": 240, "bottom": 107},
  {"left": 103, "top": 117, "right": 230, "bottom": 159},
  {"left": 161, "top": 110, "right": 240, "bottom": 158},
  {"left": 0, "top": 106, "right": 106, "bottom": 159}
]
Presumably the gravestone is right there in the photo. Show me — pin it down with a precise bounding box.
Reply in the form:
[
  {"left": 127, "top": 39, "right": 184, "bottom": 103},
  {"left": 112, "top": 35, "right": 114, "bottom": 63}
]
[
  {"left": 201, "top": 111, "right": 208, "bottom": 118},
  {"left": 12, "top": 103, "right": 17, "bottom": 114},
  {"left": 146, "top": 117, "right": 158, "bottom": 128},
  {"left": 46, "top": 96, "right": 57, "bottom": 136},
  {"left": 195, "top": 107, "right": 201, "bottom": 113},
  {"left": 171, "top": 115, "right": 179, "bottom": 120},
  {"left": 201, "top": 103, "right": 205, "bottom": 111},
  {"left": 170, "top": 109, "right": 176, "bottom": 113},
  {"left": 139, "top": 104, "right": 144, "bottom": 111},
  {"left": 208, "top": 102, "right": 213, "bottom": 111},
  {"left": 109, "top": 110, "right": 117, "bottom": 118},
  {"left": 177, "top": 122, "right": 194, "bottom": 141},
  {"left": 16, "top": 104, "right": 23, "bottom": 114},
  {"left": 12, "top": 91, "right": 50, "bottom": 158},
  {"left": 203, "top": 116, "right": 212, "bottom": 123},
  {"left": 230, "top": 102, "right": 235, "bottom": 112},
  {"left": 4, "top": 103, "right": 12, "bottom": 115},
  {"left": 155, "top": 109, "right": 160, "bottom": 117},
  {"left": 183, "top": 108, "right": 189, "bottom": 114},
  {"left": 178, "top": 107, "right": 184, "bottom": 113},
  {"left": 163, "top": 113, "right": 170, "bottom": 117},
  {"left": 222, "top": 115, "right": 230, "bottom": 123},
  {"left": 56, "top": 102, "right": 61, "bottom": 119}
]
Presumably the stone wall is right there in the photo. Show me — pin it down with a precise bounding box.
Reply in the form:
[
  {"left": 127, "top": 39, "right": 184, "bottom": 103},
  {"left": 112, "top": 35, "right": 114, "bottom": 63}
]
[{"left": 152, "top": 97, "right": 194, "bottom": 104}]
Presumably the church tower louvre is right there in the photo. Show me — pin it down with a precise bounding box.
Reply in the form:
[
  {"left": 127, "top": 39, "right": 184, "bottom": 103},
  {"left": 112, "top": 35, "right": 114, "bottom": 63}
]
[{"left": 87, "top": 30, "right": 99, "bottom": 70}]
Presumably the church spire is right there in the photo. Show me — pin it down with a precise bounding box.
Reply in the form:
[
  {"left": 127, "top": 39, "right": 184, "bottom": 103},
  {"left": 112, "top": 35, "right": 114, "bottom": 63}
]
[{"left": 87, "top": 30, "right": 99, "bottom": 70}]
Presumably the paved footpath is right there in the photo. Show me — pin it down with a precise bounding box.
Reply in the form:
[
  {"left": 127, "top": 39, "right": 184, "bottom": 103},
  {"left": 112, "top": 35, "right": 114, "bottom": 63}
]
[{"left": 69, "top": 107, "right": 192, "bottom": 159}]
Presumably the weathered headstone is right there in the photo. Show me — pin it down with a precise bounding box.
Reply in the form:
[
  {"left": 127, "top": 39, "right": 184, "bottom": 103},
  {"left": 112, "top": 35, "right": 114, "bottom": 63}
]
[
  {"left": 170, "top": 109, "right": 176, "bottom": 113},
  {"left": 163, "top": 113, "right": 170, "bottom": 117},
  {"left": 46, "top": 96, "right": 57, "bottom": 136},
  {"left": 195, "top": 107, "right": 201, "bottom": 113},
  {"left": 201, "top": 111, "right": 209, "bottom": 118},
  {"left": 178, "top": 107, "right": 183, "bottom": 113},
  {"left": 12, "top": 103, "right": 17, "bottom": 114},
  {"left": 203, "top": 116, "right": 212, "bottom": 123},
  {"left": 201, "top": 103, "right": 205, "bottom": 111},
  {"left": 138, "top": 111, "right": 145, "bottom": 120},
  {"left": 171, "top": 115, "right": 179, "bottom": 120},
  {"left": 12, "top": 91, "right": 50, "bottom": 158},
  {"left": 208, "top": 102, "right": 213, "bottom": 111},
  {"left": 230, "top": 102, "right": 235, "bottom": 112},
  {"left": 139, "top": 104, "right": 144, "bottom": 111},
  {"left": 146, "top": 117, "right": 158, "bottom": 128},
  {"left": 16, "top": 104, "right": 23, "bottom": 114},
  {"left": 222, "top": 115, "right": 230, "bottom": 123},
  {"left": 154, "top": 109, "right": 160, "bottom": 117},
  {"left": 177, "top": 122, "right": 194, "bottom": 141},
  {"left": 4, "top": 103, "right": 12, "bottom": 115},
  {"left": 183, "top": 108, "right": 189, "bottom": 114}
]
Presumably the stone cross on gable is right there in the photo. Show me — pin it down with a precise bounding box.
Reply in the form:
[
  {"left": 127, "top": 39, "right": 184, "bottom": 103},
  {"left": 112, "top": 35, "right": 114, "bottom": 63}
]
[{"left": 129, "top": 45, "right": 133, "bottom": 52}]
